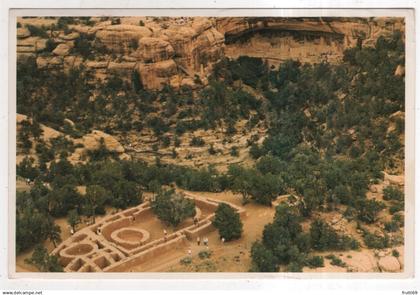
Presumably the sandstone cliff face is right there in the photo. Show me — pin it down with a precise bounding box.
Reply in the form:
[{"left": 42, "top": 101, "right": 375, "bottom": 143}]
[
  {"left": 95, "top": 25, "right": 153, "bottom": 53},
  {"left": 17, "top": 17, "right": 404, "bottom": 90},
  {"left": 219, "top": 17, "right": 404, "bottom": 67}
]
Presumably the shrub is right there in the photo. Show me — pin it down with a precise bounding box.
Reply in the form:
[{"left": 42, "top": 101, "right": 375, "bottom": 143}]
[
  {"left": 190, "top": 136, "right": 205, "bottom": 147},
  {"left": 198, "top": 250, "right": 212, "bottom": 259},
  {"left": 383, "top": 186, "right": 404, "bottom": 201},
  {"left": 384, "top": 220, "right": 400, "bottom": 232},
  {"left": 208, "top": 144, "right": 217, "bottom": 155},
  {"left": 310, "top": 219, "right": 359, "bottom": 251},
  {"left": 26, "top": 24, "right": 49, "bottom": 38},
  {"left": 17, "top": 156, "right": 39, "bottom": 181},
  {"left": 356, "top": 198, "right": 386, "bottom": 224},
  {"left": 230, "top": 146, "right": 239, "bottom": 157},
  {"left": 392, "top": 249, "right": 400, "bottom": 257},
  {"left": 306, "top": 256, "right": 325, "bottom": 268},
  {"left": 180, "top": 256, "right": 192, "bottom": 265},
  {"left": 212, "top": 203, "right": 243, "bottom": 241},
  {"left": 363, "top": 232, "right": 390, "bottom": 249},
  {"left": 326, "top": 254, "right": 346, "bottom": 267},
  {"left": 389, "top": 201, "right": 404, "bottom": 214}
]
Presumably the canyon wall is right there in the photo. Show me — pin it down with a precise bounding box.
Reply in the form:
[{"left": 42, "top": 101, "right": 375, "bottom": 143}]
[{"left": 17, "top": 17, "right": 404, "bottom": 90}]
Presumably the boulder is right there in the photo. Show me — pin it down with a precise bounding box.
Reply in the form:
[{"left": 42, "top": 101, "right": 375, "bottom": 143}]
[
  {"left": 135, "top": 37, "right": 174, "bottom": 62},
  {"left": 180, "top": 77, "right": 196, "bottom": 89},
  {"left": 137, "top": 59, "right": 179, "bottom": 90},
  {"left": 60, "top": 32, "right": 80, "bottom": 41},
  {"left": 53, "top": 43, "right": 72, "bottom": 56},
  {"left": 378, "top": 256, "right": 401, "bottom": 272},
  {"left": 384, "top": 172, "right": 404, "bottom": 186},
  {"left": 17, "top": 27, "right": 31, "bottom": 39},
  {"left": 395, "top": 246, "right": 404, "bottom": 269},
  {"left": 119, "top": 153, "right": 132, "bottom": 161},
  {"left": 80, "top": 130, "right": 125, "bottom": 153},
  {"left": 394, "top": 64, "right": 405, "bottom": 76}
]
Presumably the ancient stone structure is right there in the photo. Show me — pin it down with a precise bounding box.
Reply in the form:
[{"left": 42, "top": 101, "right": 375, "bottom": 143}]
[{"left": 51, "top": 194, "right": 245, "bottom": 272}]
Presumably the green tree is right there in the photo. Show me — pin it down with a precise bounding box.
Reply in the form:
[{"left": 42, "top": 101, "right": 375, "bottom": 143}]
[
  {"left": 383, "top": 186, "right": 404, "bottom": 201},
  {"left": 212, "top": 203, "right": 243, "bottom": 241},
  {"left": 111, "top": 180, "right": 142, "bottom": 209},
  {"left": 151, "top": 189, "right": 196, "bottom": 227},
  {"left": 84, "top": 185, "right": 108, "bottom": 223},
  {"left": 67, "top": 209, "right": 81, "bottom": 232},
  {"left": 16, "top": 156, "right": 39, "bottom": 181},
  {"left": 250, "top": 241, "right": 278, "bottom": 272},
  {"left": 44, "top": 218, "right": 62, "bottom": 248},
  {"left": 356, "top": 198, "right": 386, "bottom": 224},
  {"left": 26, "top": 244, "right": 63, "bottom": 272}
]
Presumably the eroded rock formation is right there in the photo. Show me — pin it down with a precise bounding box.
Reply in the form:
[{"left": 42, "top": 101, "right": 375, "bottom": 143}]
[{"left": 17, "top": 17, "right": 404, "bottom": 90}]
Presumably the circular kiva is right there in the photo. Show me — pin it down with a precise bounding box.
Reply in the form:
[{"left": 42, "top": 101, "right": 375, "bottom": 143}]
[
  {"left": 111, "top": 228, "right": 150, "bottom": 248},
  {"left": 61, "top": 242, "right": 97, "bottom": 258}
]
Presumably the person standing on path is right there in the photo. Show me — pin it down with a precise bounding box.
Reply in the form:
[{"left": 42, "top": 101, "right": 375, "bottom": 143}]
[{"left": 197, "top": 236, "right": 201, "bottom": 246}]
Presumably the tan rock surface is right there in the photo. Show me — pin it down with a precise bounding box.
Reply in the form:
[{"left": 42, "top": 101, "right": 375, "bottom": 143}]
[
  {"left": 137, "top": 59, "right": 179, "bottom": 90},
  {"left": 384, "top": 172, "right": 404, "bottom": 186},
  {"left": 96, "top": 25, "right": 152, "bottom": 53},
  {"left": 79, "top": 130, "right": 125, "bottom": 153},
  {"left": 53, "top": 43, "right": 72, "bottom": 56},
  {"left": 17, "top": 27, "right": 31, "bottom": 39},
  {"left": 341, "top": 251, "right": 378, "bottom": 272},
  {"left": 378, "top": 256, "right": 401, "bottom": 272},
  {"left": 135, "top": 37, "right": 174, "bottom": 62}
]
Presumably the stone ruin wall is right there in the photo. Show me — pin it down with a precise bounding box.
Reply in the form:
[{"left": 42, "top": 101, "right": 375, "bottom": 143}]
[{"left": 51, "top": 194, "right": 245, "bottom": 272}]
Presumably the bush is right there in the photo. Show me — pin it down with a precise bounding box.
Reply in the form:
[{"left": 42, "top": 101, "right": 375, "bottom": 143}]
[
  {"left": 73, "top": 33, "right": 93, "bottom": 59},
  {"left": 326, "top": 254, "right": 346, "bottom": 267},
  {"left": 230, "top": 146, "right": 239, "bottom": 157},
  {"left": 26, "top": 24, "right": 49, "bottom": 38},
  {"left": 190, "top": 136, "right": 205, "bottom": 147},
  {"left": 306, "top": 256, "right": 325, "bottom": 268},
  {"left": 389, "top": 201, "right": 404, "bottom": 214},
  {"left": 356, "top": 198, "right": 386, "bottom": 224},
  {"left": 180, "top": 256, "right": 192, "bottom": 265},
  {"left": 392, "top": 249, "right": 400, "bottom": 257},
  {"left": 384, "top": 220, "right": 400, "bottom": 232},
  {"left": 310, "top": 219, "right": 359, "bottom": 251},
  {"left": 363, "top": 232, "right": 390, "bottom": 249},
  {"left": 383, "top": 186, "right": 404, "bottom": 201},
  {"left": 212, "top": 203, "right": 243, "bottom": 241},
  {"left": 17, "top": 156, "right": 39, "bottom": 181},
  {"left": 198, "top": 250, "right": 212, "bottom": 259},
  {"left": 208, "top": 144, "right": 217, "bottom": 155}
]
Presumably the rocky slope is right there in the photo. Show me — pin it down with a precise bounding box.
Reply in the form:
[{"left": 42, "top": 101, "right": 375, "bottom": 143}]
[{"left": 17, "top": 17, "right": 404, "bottom": 91}]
